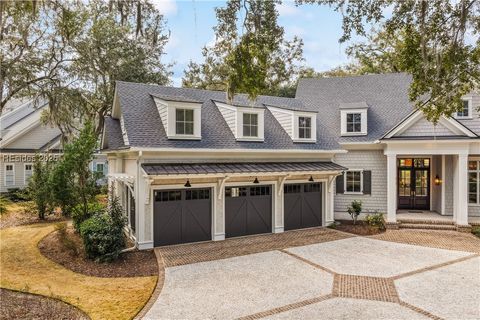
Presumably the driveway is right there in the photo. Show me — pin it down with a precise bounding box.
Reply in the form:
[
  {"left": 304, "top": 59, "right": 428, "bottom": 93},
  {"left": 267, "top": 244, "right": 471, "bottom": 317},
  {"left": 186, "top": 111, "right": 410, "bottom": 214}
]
[{"left": 143, "top": 229, "right": 480, "bottom": 320}]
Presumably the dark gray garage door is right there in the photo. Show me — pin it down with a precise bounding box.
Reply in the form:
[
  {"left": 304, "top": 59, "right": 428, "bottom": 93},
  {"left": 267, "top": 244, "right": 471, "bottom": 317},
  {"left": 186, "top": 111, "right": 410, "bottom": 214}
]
[
  {"left": 154, "top": 188, "right": 211, "bottom": 246},
  {"left": 225, "top": 185, "right": 272, "bottom": 238},
  {"left": 284, "top": 183, "right": 322, "bottom": 231}
]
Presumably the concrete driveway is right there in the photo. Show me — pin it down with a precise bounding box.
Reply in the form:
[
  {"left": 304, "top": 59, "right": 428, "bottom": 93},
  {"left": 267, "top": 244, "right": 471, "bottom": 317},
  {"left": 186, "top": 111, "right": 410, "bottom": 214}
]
[{"left": 143, "top": 229, "right": 480, "bottom": 320}]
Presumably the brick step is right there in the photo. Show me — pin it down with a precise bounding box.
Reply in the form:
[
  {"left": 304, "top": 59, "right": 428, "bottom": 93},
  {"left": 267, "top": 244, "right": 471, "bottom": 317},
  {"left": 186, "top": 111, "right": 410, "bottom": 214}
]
[
  {"left": 397, "top": 219, "right": 454, "bottom": 226},
  {"left": 399, "top": 223, "right": 457, "bottom": 231}
]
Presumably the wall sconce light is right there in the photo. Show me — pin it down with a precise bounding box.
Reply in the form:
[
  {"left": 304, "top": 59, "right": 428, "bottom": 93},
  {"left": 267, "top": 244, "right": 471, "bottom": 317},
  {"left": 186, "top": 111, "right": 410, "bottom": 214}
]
[
  {"left": 308, "top": 175, "right": 314, "bottom": 182},
  {"left": 184, "top": 179, "right": 192, "bottom": 188},
  {"left": 253, "top": 177, "right": 259, "bottom": 184},
  {"left": 434, "top": 175, "right": 442, "bottom": 186}
]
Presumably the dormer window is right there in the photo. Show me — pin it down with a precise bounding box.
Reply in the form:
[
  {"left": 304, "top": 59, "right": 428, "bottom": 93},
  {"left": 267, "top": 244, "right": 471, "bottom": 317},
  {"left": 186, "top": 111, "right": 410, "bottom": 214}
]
[
  {"left": 175, "top": 109, "right": 194, "bottom": 135},
  {"left": 456, "top": 99, "right": 472, "bottom": 119},
  {"left": 340, "top": 104, "right": 368, "bottom": 136},
  {"left": 243, "top": 113, "right": 259, "bottom": 137},
  {"left": 298, "top": 116, "right": 311, "bottom": 139}
]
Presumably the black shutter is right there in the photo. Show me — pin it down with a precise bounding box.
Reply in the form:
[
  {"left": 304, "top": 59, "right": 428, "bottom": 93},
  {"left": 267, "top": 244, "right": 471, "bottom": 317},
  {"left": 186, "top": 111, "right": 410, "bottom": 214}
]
[
  {"left": 336, "top": 173, "right": 345, "bottom": 194},
  {"left": 363, "top": 170, "right": 372, "bottom": 195}
]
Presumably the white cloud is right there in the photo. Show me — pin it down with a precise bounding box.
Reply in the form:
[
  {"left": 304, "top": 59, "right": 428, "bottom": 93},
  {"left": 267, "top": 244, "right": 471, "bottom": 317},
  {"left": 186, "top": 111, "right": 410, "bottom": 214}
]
[
  {"left": 151, "top": 0, "right": 178, "bottom": 17},
  {"left": 276, "top": 2, "right": 302, "bottom": 17}
]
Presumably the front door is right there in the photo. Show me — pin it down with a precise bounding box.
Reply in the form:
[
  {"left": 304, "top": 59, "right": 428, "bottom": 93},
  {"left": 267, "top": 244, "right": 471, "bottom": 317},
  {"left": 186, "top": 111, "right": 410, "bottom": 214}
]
[{"left": 398, "top": 158, "right": 430, "bottom": 210}]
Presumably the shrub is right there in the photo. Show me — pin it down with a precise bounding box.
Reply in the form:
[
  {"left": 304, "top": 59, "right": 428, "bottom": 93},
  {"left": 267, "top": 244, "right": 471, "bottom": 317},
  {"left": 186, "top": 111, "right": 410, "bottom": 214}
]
[
  {"left": 72, "top": 202, "right": 104, "bottom": 232},
  {"left": 365, "top": 212, "right": 385, "bottom": 231},
  {"left": 4, "top": 188, "right": 31, "bottom": 202},
  {"left": 347, "top": 200, "right": 362, "bottom": 224},
  {"left": 55, "top": 222, "right": 79, "bottom": 255},
  {"left": 0, "top": 195, "right": 12, "bottom": 215},
  {"left": 27, "top": 156, "right": 54, "bottom": 219},
  {"left": 472, "top": 226, "right": 480, "bottom": 238}
]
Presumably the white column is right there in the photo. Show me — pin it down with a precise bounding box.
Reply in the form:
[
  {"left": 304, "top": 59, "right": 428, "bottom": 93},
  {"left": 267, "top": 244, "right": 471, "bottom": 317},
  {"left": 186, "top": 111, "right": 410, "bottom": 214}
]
[
  {"left": 325, "top": 176, "right": 335, "bottom": 225},
  {"left": 386, "top": 154, "right": 397, "bottom": 223},
  {"left": 214, "top": 179, "right": 226, "bottom": 241},
  {"left": 441, "top": 155, "right": 446, "bottom": 215},
  {"left": 274, "top": 176, "right": 286, "bottom": 233},
  {"left": 455, "top": 154, "right": 469, "bottom": 225}
]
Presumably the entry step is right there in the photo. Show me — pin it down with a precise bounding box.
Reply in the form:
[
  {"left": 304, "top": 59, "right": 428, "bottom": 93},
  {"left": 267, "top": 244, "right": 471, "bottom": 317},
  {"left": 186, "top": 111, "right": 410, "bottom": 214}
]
[
  {"left": 398, "top": 223, "right": 457, "bottom": 231},
  {"left": 397, "top": 219, "right": 454, "bottom": 226}
]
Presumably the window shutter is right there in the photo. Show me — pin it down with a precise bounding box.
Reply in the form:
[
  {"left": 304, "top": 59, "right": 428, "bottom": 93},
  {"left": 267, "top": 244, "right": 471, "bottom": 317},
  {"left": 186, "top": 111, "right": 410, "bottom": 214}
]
[
  {"left": 336, "top": 173, "right": 345, "bottom": 194},
  {"left": 363, "top": 170, "right": 372, "bottom": 195}
]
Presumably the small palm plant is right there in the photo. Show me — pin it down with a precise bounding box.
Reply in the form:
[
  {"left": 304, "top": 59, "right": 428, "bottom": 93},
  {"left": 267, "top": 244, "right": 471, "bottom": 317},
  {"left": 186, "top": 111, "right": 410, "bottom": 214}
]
[{"left": 347, "top": 200, "right": 362, "bottom": 225}]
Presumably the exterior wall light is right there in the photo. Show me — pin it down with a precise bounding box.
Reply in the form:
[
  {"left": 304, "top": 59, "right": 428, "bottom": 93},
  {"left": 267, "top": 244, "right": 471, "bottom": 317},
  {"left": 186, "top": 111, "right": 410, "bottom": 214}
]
[
  {"left": 253, "top": 177, "right": 259, "bottom": 184},
  {"left": 434, "top": 175, "right": 442, "bottom": 186},
  {"left": 308, "top": 175, "right": 314, "bottom": 182},
  {"left": 184, "top": 180, "right": 192, "bottom": 187}
]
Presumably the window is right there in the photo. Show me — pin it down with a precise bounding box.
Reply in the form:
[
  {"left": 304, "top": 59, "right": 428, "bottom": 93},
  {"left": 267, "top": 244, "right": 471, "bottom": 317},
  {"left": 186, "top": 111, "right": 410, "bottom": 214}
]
[
  {"left": 346, "top": 113, "right": 362, "bottom": 133},
  {"left": 4, "top": 164, "right": 14, "bottom": 186},
  {"left": 175, "top": 108, "right": 194, "bottom": 135},
  {"left": 345, "top": 170, "right": 362, "bottom": 193},
  {"left": 298, "top": 117, "right": 312, "bottom": 139},
  {"left": 95, "top": 163, "right": 105, "bottom": 178},
  {"left": 469, "top": 160, "right": 479, "bottom": 204},
  {"left": 24, "top": 164, "right": 33, "bottom": 184},
  {"left": 457, "top": 99, "right": 471, "bottom": 118},
  {"left": 243, "top": 113, "right": 258, "bottom": 137}
]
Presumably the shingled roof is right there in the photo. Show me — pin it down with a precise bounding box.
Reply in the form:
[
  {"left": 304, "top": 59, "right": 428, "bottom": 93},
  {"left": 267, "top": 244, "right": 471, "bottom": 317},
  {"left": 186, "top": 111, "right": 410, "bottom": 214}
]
[{"left": 103, "top": 81, "right": 341, "bottom": 151}]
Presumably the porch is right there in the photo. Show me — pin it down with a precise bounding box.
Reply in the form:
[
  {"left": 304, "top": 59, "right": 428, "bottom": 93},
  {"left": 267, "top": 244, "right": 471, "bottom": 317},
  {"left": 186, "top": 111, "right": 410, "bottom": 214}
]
[{"left": 397, "top": 210, "right": 480, "bottom": 227}]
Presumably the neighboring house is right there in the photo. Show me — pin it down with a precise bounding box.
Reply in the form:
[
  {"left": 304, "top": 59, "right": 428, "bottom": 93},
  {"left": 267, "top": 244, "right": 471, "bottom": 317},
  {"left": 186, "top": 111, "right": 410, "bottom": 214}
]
[
  {"left": 0, "top": 99, "right": 108, "bottom": 193},
  {"left": 102, "top": 73, "right": 479, "bottom": 250}
]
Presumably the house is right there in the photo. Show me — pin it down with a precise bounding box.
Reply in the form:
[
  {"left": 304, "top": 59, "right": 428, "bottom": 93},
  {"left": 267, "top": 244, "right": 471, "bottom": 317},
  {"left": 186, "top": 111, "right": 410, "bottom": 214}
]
[
  {"left": 0, "top": 99, "right": 108, "bottom": 193},
  {"left": 102, "top": 73, "right": 480, "bottom": 249}
]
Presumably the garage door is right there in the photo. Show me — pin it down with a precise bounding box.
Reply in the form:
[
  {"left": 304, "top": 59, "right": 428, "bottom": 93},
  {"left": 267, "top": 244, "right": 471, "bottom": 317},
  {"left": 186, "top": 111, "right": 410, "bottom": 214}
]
[
  {"left": 284, "top": 183, "right": 322, "bottom": 231},
  {"left": 225, "top": 185, "right": 272, "bottom": 238},
  {"left": 153, "top": 188, "right": 211, "bottom": 246}
]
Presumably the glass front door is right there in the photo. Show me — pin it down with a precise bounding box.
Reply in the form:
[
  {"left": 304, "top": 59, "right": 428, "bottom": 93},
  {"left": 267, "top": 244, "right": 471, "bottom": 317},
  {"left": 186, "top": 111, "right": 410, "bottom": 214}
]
[{"left": 398, "top": 158, "right": 430, "bottom": 210}]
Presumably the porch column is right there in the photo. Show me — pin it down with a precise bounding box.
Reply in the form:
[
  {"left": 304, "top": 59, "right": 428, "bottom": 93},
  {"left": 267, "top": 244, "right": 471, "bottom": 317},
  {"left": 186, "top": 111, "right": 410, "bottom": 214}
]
[
  {"left": 454, "top": 154, "right": 469, "bottom": 226},
  {"left": 386, "top": 154, "right": 397, "bottom": 223}
]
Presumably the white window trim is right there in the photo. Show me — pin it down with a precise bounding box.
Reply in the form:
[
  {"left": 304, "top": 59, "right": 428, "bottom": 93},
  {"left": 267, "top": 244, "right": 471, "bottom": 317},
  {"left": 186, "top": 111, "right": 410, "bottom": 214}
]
[
  {"left": 24, "top": 163, "right": 33, "bottom": 185},
  {"left": 344, "top": 169, "right": 364, "bottom": 194},
  {"left": 455, "top": 97, "right": 473, "bottom": 120},
  {"left": 235, "top": 106, "right": 265, "bottom": 141},
  {"left": 293, "top": 112, "right": 317, "bottom": 143},
  {"left": 96, "top": 162, "right": 105, "bottom": 172},
  {"left": 164, "top": 101, "right": 202, "bottom": 140},
  {"left": 4, "top": 163, "right": 15, "bottom": 187},
  {"left": 341, "top": 109, "right": 368, "bottom": 136},
  {"left": 468, "top": 159, "right": 480, "bottom": 206}
]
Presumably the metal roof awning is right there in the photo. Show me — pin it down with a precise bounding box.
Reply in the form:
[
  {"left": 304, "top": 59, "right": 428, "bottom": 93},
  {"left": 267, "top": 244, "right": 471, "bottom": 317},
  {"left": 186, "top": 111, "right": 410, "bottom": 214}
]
[{"left": 141, "top": 162, "right": 346, "bottom": 176}]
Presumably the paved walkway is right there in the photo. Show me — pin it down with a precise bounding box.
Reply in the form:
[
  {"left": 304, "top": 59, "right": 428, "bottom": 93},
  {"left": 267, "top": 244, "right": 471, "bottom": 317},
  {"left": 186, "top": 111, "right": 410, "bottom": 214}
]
[{"left": 143, "top": 228, "right": 480, "bottom": 320}]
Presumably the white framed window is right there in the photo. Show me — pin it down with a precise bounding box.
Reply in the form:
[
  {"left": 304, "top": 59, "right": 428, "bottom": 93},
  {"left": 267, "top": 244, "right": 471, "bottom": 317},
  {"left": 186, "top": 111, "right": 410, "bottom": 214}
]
[
  {"left": 469, "top": 160, "right": 479, "bottom": 205},
  {"left": 298, "top": 116, "right": 312, "bottom": 139},
  {"left": 456, "top": 98, "right": 472, "bottom": 119},
  {"left": 242, "top": 113, "right": 259, "bottom": 137},
  {"left": 155, "top": 97, "right": 202, "bottom": 140},
  {"left": 345, "top": 170, "right": 363, "bottom": 194},
  {"left": 340, "top": 108, "right": 368, "bottom": 136},
  {"left": 24, "top": 163, "right": 33, "bottom": 184},
  {"left": 175, "top": 108, "right": 195, "bottom": 135},
  {"left": 4, "top": 163, "right": 14, "bottom": 187}
]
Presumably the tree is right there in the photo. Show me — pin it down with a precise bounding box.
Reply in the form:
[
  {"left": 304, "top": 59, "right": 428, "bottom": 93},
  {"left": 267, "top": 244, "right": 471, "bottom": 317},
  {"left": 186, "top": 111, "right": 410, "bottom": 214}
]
[
  {"left": 183, "top": 0, "right": 304, "bottom": 101},
  {"left": 298, "top": 0, "right": 480, "bottom": 122},
  {"left": 28, "top": 155, "right": 53, "bottom": 219}
]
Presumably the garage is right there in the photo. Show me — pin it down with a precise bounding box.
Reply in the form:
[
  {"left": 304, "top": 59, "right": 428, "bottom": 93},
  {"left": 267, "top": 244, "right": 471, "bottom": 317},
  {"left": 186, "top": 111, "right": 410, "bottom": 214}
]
[
  {"left": 284, "top": 183, "right": 323, "bottom": 231},
  {"left": 225, "top": 185, "right": 272, "bottom": 238},
  {"left": 153, "top": 188, "right": 211, "bottom": 246}
]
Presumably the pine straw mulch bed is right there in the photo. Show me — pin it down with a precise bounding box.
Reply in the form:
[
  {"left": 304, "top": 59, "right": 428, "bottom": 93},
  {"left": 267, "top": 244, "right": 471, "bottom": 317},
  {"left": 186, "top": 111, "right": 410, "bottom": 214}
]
[
  {"left": 38, "top": 225, "right": 157, "bottom": 278},
  {"left": 0, "top": 288, "right": 89, "bottom": 320},
  {"left": 332, "top": 219, "right": 385, "bottom": 236}
]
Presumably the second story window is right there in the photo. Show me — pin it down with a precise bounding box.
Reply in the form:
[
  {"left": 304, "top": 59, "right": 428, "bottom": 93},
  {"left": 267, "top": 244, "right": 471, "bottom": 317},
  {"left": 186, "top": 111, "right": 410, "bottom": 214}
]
[
  {"left": 298, "top": 116, "right": 312, "bottom": 139},
  {"left": 175, "top": 109, "right": 194, "bottom": 135},
  {"left": 243, "top": 113, "right": 258, "bottom": 137},
  {"left": 456, "top": 99, "right": 471, "bottom": 118},
  {"left": 346, "top": 113, "right": 362, "bottom": 133}
]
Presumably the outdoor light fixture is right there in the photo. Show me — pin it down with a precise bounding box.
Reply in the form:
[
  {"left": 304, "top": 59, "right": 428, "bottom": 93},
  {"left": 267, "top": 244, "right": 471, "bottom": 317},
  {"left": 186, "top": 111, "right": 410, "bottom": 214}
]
[
  {"left": 253, "top": 177, "right": 259, "bottom": 184},
  {"left": 184, "top": 179, "right": 192, "bottom": 188},
  {"left": 308, "top": 175, "right": 314, "bottom": 182},
  {"left": 434, "top": 175, "right": 442, "bottom": 186}
]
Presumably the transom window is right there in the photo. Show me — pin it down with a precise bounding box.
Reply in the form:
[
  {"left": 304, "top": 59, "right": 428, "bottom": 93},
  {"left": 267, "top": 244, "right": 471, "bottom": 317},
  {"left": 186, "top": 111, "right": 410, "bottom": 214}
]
[
  {"left": 457, "top": 100, "right": 470, "bottom": 118},
  {"left": 242, "top": 113, "right": 258, "bottom": 137},
  {"left": 346, "top": 113, "right": 362, "bottom": 133},
  {"left": 24, "top": 164, "right": 33, "bottom": 184},
  {"left": 175, "top": 109, "right": 194, "bottom": 135},
  {"left": 345, "top": 170, "right": 362, "bottom": 193},
  {"left": 469, "top": 160, "right": 479, "bottom": 204},
  {"left": 4, "top": 164, "right": 14, "bottom": 186},
  {"left": 298, "top": 116, "right": 312, "bottom": 139}
]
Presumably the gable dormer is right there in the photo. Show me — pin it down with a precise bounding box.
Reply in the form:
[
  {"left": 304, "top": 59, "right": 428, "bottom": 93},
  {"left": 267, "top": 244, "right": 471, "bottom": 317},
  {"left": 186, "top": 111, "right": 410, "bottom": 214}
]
[
  {"left": 152, "top": 96, "right": 202, "bottom": 140},
  {"left": 340, "top": 102, "right": 368, "bottom": 136},
  {"left": 215, "top": 101, "right": 265, "bottom": 141},
  {"left": 266, "top": 105, "right": 317, "bottom": 143}
]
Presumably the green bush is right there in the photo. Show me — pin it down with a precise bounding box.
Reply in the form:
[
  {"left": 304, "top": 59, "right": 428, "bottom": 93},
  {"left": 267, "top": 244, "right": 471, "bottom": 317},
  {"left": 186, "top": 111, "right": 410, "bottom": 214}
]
[
  {"left": 4, "top": 188, "right": 31, "bottom": 202},
  {"left": 55, "top": 222, "right": 79, "bottom": 255},
  {"left": 347, "top": 200, "right": 362, "bottom": 224},
  {"left": 72, "top": 202, "right": 104, "bottom": 232},
  {"left": 79, "top": 196, "right": 126, "bottom": 262},
  {"left": 0, "top": 195, "right": 12, "bottom": 215},
  {"left": 365, "top": 212, "right": 386, "bottom": 231},
  {"left": 27, "top": 157, "right": 54, "bottom": 219},
  {"left": 472, "top": 226, "right": 480, "bottom": 238}
]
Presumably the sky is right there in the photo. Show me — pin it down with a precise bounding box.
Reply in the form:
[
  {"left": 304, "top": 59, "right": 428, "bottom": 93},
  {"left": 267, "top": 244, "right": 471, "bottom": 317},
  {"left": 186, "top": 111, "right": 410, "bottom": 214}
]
[{"left": 152, "top": 0, "right": 361, "bottom": 87}]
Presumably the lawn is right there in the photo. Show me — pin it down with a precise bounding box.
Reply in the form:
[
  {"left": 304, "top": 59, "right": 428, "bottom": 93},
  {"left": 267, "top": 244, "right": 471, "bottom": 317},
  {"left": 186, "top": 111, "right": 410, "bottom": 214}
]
[{"left": 0, "top": 223, "right": 157, "bottom": 320}]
